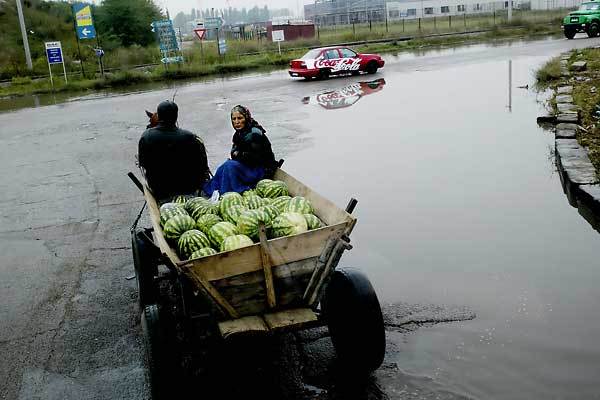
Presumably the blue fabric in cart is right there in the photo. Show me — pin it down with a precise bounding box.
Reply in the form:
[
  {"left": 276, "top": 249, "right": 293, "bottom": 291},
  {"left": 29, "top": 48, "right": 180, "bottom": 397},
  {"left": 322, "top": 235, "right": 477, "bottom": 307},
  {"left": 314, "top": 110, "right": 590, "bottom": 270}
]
[{"left": 203, "top": 159, "right": 265, "bottom": 195}]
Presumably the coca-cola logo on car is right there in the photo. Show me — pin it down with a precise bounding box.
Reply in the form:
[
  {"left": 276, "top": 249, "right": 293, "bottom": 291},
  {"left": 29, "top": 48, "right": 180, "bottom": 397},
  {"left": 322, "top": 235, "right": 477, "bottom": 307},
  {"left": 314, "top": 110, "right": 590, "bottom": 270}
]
[{"left": 314, "top": 57, "right": 361, "bottom": 72}]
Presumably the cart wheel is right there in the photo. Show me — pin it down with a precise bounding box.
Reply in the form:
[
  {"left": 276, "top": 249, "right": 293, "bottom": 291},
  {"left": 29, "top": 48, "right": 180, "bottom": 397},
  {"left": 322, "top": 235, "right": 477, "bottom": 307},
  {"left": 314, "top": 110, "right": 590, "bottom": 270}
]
[
  {"left": 141, "top": 304, "right": 178, "bottom": 400},
  {"left": 132, "top": 228, "right": 158, "bottom": 309},
  {"left": 322, "top": 268, "right": 386, "bottom": 374}
]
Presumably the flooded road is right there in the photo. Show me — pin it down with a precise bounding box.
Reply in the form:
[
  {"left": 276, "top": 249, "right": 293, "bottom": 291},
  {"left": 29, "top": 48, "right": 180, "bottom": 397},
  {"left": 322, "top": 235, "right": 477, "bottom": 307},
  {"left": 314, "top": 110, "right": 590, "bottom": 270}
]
[{"left": 2, "top": 36, "right": 600, "bottom": 399}]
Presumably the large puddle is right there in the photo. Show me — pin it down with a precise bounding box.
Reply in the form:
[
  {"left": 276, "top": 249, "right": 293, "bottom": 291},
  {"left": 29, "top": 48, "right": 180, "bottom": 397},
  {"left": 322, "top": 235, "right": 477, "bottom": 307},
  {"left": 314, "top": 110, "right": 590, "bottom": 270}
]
[
  {"left": 2, "top": 38, "right": 600, "bottom": 399},
  {"left": 286, "top": 51, "right": 600, "bottom": 398}
]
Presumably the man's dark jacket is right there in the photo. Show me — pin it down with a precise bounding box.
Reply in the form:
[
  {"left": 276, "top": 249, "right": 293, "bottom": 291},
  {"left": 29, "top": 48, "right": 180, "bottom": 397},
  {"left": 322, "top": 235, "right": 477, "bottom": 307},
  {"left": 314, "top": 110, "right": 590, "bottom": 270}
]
[{"left": 138, "top": 123, "right": 210, "bottom": 201}]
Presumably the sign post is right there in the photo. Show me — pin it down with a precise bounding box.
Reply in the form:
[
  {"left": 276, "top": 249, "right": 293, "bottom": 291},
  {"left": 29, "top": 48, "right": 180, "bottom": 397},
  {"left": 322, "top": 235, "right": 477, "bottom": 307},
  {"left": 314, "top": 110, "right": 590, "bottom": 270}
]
[
  {"left": 204, "top": 17, "right": 225, "bottom": 57},
  {"left": 272, "top": 30, "right": 285, "bottom": 55},
  {"left": 45, "top": 41, "right": 67, "bottom": 87}
]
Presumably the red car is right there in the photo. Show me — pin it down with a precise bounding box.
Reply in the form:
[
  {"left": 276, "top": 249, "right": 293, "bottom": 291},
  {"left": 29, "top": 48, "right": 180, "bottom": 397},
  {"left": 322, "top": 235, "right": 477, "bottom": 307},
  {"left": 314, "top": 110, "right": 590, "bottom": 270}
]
[{"left": 289, "top": 46, "right": 385, "bottom": 80}]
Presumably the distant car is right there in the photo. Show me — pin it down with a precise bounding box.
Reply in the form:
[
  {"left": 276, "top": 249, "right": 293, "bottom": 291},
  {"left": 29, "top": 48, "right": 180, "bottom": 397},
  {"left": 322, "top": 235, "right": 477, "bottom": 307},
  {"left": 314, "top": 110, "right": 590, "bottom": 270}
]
[
  {"left": 289, "top": 47, "right": 385, "bottom": 80},
  {"left": 562, "top": 0, "right": 600, "bottom": 39}
]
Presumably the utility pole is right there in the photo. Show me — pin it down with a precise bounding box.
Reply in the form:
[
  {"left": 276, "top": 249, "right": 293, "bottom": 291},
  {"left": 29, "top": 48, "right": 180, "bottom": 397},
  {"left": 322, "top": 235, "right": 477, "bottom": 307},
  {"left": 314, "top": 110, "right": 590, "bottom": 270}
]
[
  {"left": 508, "top": 0, "right": 513, "bottom": 21},
  {"left": 15, "top": 0, "right": 33, "bottom": 70}
]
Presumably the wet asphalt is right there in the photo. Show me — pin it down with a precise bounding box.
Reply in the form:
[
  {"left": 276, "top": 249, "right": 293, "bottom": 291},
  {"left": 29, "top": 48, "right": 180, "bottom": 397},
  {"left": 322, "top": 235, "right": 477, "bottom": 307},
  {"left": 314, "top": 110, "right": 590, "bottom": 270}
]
[{"left": 1, "top": 35, "right": 599, "bottom": 400}]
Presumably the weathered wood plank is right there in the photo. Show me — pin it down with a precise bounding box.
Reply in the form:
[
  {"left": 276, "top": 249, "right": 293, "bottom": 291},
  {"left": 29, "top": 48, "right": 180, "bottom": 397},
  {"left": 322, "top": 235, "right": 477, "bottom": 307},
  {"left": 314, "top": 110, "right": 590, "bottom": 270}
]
[
  {"left": 186, "top": 269, "right": 240, "bottom": 319},
  {"left": 258, "top": 225, "right": 276, "bottom": 308},
  {"left": 182, "top": 223, "right": 347, "bottom": 282},
  {"left": 263, "top": 308, "right": 319, "bottom": 331},
  {"left": 213, "top": 264, "right": 315, "bottom": 317},
  {"left": 144, "top": 185, "right": 181, "bottom": 265},
  {"left": 218, "top": 316, "right": 268, "bottom": 339},
  {"left": 274, "top": 169, "right": 353, "bottom": 226}
]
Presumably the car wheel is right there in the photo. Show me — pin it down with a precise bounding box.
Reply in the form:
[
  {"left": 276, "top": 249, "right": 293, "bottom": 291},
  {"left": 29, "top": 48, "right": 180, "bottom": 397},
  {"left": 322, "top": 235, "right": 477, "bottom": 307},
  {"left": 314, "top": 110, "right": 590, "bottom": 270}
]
[
  {"left": 318, "top": 69, "right": 330, "bottom": 80},
  {"left": 322, "top": 268, "right": 386, "bottom": 374},
  {"left": 587, "top": 22, "right": 599, "bottom": 37},
  {"left": 366, "top": 62, "right": 378, "bottom": 75},
  {"left": 564, "top": 27, "right": 576, "bottom": 39}
]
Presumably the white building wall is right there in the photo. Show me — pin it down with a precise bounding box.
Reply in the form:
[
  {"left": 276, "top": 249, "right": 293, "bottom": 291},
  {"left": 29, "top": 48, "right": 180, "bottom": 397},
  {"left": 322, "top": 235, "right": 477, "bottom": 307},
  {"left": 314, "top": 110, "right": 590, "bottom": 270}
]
[{"left": 386, "top": 0, "right": 581, "bottom": 19}]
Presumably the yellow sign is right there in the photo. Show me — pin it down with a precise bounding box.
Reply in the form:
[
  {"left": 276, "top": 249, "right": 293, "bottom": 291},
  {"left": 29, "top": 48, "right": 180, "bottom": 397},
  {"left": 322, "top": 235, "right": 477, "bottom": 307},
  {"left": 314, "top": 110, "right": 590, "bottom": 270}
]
[{"left": 76, "top": 5, "right": 93, "bottom": 27}]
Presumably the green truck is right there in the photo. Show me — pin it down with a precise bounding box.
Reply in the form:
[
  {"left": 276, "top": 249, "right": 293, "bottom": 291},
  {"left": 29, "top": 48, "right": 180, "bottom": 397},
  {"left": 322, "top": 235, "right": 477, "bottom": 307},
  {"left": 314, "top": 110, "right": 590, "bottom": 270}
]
[{"left": 562, "top": 1, "right": 600, "bottom": 39}]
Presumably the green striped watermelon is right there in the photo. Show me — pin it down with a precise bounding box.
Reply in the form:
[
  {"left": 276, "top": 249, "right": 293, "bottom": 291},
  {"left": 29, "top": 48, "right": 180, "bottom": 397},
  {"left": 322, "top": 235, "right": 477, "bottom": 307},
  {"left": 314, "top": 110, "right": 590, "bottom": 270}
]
[
  {"left": 190, "top": 247, "right": 218, "bottom": 259},
  {"left": 261, "top": 181, "right": 289, "bottom": 199},
  {"left": 196, "top": 214, "right": 223, "bottom": 235},
  {"left": 173, "top": 195, "right": 188, "bottom": 205},
  {"left": 258, "top": 205, "right": 280, "bottom": 221},
  {"left": 159, "top": 203, "right": 188, "bottom": 226},
  {"left": 237, "top": 209, "right": 273, "bottom": 239},
  {"left": 242, "top": 189, "right": 257, "bottom": 198},
  {"left": 185, "top": 197, "right": 209, "bottom": 213},
  {"left": 208, "top": 221, "right": 239, "bottom": 248},
  {"left": 177, "top": 230, "right": 211, "bottom": 259},
  {"left": 269, "top": 212, "right": 308, "bottom": 239},
  {"left": 255, "top": 179, "right": 273, "bottom": 197},
  {"left": 286, "top": 196, "right": 314, "bottom": 214},
  {"left": 304, "top": 214, "right": 323, "bottom": 230},
  {"left": 270, "top": 196, "right": 291, "bottom": 213},
  {"left": 221, "top": 204, "right": 247, "bottom": 224},
  {"left": 163, "top": 215, "right": 196, "bottom": 241},
  {"left": 245, "top": 195, "right": 268, "bottom": 210},
  {"left": 219, "top": 192, "right": 244, "bottom": 216},
  {"left": 189, "top": 201, "right": 219, "bottom": 220},
  {"left": 220, "top": 235, "right": 254, "bottom": 252}
]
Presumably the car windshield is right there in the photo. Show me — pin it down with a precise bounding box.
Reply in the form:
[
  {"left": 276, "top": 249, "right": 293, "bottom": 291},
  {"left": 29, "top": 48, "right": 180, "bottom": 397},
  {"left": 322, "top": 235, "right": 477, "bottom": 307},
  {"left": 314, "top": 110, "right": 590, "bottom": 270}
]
[
  {"left": 301, "top": 49, "right": 322, "bottom": 60},
  {"left": 579, "top": 2, "right": 600, "bottom": 10}
]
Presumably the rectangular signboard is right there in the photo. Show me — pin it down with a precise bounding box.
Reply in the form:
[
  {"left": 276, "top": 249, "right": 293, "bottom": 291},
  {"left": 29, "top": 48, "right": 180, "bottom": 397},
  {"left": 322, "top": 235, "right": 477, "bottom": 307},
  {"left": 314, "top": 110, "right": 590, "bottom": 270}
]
[
  {"left": 73, "top": 3, "right": 96, "bottom": 40},
  {"left": 152, "top": 20, "right": 180, "bottom": 54},
  {"left": 272, "top": 30, "right": 285, "bottom": 42},
  {"left": 204, "top": 17, "right": 224, "bottom": 29},
  {"left": 45, "top": 41, "right": 63, "bottom": 64}
]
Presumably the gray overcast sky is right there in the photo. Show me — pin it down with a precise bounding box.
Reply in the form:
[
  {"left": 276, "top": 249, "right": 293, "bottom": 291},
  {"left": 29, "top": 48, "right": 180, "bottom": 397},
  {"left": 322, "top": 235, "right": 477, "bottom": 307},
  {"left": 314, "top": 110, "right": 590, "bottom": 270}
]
[{"left": 155, "top": 0, "right": 310, "bottom": 16}]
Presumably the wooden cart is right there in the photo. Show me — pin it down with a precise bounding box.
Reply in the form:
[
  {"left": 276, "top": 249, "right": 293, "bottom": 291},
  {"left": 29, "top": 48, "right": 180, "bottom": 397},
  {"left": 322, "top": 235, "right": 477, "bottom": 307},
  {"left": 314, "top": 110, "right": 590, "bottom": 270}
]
[{"left": 129, "top": 169, "right": 385, "bottom": 399}]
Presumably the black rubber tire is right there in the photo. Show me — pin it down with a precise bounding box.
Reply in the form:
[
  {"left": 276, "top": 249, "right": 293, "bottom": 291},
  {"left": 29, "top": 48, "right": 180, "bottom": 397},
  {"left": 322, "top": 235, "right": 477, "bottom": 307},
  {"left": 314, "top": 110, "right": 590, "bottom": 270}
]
[
  {"left": 366, "top": 62, "right": 378, "bottom": 75},
  {"left": 564, "top": 27, "right": 576, "bottom": 39},
  {"left": 587, "top": 22, "right": 599, "bottom": 38},
  {"left": 132, "top": 229, "right": 158, "bottom": 309},
  {"left": 322, "top": 268, "right": 386, "bottom": 374},
  {"left": 318, "top": 68, "right": 330, "bottom": 80},
  {"left": 141, "top": 305, "right": 176, "bottom": 400}
]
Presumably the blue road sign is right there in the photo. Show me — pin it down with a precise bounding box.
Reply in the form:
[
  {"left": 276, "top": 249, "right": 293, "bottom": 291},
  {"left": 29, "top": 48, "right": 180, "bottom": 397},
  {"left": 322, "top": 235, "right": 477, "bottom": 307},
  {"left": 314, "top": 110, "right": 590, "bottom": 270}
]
[
  {"left": 152, "top": 20, "right": 180, "bottom": 56},
  {"left": 45, "top": 42, "right": 63, "bottom": 64},
  {"left": 73, "top": 3, "right": 97, "bottom": 40},
  {"left": 205, "top": 17, "right": 224, "bottom": 29}
]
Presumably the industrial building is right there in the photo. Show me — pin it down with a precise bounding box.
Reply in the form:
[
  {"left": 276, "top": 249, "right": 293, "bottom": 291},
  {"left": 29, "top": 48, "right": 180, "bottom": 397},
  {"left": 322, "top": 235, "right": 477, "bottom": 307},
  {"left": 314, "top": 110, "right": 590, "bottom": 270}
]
[{"left": 305, "top": 0, "right": 581, "bottom": 24}]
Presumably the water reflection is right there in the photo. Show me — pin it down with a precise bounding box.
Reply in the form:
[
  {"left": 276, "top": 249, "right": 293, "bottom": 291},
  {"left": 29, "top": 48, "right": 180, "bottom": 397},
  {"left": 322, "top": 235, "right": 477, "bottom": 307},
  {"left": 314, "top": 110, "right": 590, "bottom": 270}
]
[{"left": 302, "top": 78, "right": 386, "bottom": 110}]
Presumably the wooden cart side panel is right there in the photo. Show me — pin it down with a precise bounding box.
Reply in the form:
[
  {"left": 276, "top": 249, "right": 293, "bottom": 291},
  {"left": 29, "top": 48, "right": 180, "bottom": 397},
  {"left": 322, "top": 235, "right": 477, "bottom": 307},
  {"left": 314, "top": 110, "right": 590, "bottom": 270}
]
[
  {"left": 181, "top": 223, "right": 347, "bottom": 282},
  {"left": 144, "top": 185, "right": 181, "bottom": 265},
  {"left": 212, "top": 258, "right": 317, "bottom": 318},
  {"left": 274, "top": 169, "right": 353, "bottom": 226}
]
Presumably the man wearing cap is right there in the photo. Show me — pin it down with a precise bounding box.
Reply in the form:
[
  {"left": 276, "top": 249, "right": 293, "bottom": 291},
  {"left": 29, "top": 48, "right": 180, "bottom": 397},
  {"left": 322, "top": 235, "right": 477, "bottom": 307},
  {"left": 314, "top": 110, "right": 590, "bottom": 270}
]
[{"left": 138, "top": 100, "right": 210, "bottom": 201}]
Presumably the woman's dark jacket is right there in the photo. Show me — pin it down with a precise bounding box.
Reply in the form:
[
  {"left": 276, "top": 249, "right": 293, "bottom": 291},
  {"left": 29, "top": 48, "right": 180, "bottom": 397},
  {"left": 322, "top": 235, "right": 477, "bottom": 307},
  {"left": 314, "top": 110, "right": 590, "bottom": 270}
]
[{"left": 230, "top": 123, "right": 277, "bottom": 170}]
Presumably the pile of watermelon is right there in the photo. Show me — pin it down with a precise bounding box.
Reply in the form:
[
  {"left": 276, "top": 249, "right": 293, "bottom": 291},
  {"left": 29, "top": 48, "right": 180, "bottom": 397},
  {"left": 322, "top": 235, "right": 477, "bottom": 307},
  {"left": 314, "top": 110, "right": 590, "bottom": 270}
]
[{"left": 158, "top": 179, "right": 325, "bottom": 261}]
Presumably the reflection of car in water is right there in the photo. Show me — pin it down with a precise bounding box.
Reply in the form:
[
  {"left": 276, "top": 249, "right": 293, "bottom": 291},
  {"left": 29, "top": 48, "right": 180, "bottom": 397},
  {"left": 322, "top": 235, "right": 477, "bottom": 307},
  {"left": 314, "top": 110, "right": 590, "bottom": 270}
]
[
  {"left": 302, "top": 79, "right": 386, "bottom": 110},
  {"left": 289, "top": 47, "right": 385, "bottom": 80}
]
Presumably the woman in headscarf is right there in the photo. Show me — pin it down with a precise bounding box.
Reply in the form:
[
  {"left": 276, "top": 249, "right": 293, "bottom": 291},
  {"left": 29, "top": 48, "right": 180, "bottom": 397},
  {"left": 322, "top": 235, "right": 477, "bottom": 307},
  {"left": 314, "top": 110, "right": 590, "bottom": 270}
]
[{"left": 203, "top": 105, "right": 279, "bottom": 195}]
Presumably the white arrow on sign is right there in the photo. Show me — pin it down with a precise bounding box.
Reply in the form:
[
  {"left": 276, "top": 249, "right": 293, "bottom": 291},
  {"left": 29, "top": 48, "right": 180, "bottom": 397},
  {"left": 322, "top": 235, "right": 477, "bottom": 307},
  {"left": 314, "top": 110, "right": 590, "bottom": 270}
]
[{"left": 82, "top": 28, "right": 91, "bottom": 36}]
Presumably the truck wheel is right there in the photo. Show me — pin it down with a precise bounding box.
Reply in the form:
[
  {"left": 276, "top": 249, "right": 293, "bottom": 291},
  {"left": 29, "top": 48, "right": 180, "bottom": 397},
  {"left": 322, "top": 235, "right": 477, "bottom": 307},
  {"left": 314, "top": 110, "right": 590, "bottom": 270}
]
[
  {"left": 366, "top": 62, "right": 379, "bottom": 74},
  {"left": 564, "top": 27, "right": 576, "bottom": 39},
  {"left": 322, "top": 268, "right": 386, "bottom": 374},
  {"left": 132, "top": 229, "right": 158, "bottom": 309},
  {"left": 141, "top": 305, "right": 178, "bottom": 400},
  {"left": 587, "top": 22, "right": 599, "bottom": 37}
]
